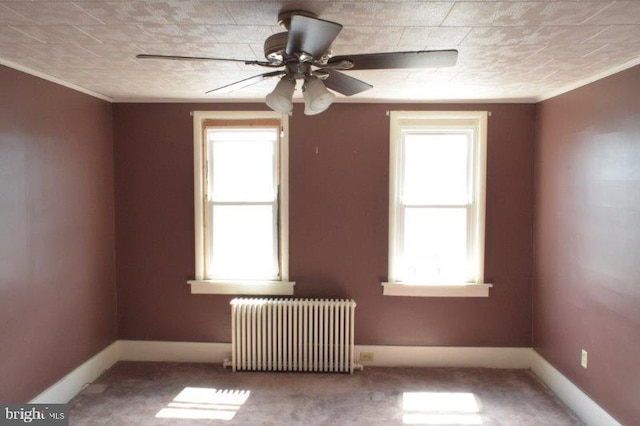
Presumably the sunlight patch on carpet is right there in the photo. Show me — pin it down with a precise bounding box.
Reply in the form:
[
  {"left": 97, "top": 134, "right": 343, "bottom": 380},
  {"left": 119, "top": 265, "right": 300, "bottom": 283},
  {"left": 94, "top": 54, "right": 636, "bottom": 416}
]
[
  {"left": 402, "top": 391, "right": 483, "bottom": 425},
  {"left": 156, "top": 387, "right": 250, "bottom": 421}
]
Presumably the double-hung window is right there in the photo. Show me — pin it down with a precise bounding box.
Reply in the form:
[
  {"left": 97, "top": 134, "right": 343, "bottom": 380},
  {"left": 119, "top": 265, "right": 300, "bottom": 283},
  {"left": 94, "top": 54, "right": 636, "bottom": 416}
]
[
  {"left": 384, "top": 111, "right": 491, "bottom": 297},
  {"left": 189, "top": 111, "right": 293, "bottom": 295}
]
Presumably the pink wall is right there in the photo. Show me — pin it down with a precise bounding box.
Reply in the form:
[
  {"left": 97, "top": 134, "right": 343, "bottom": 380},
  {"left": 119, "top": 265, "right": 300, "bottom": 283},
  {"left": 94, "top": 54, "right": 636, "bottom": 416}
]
[
  {"left": 534, "top": 65, "right": 640, "bottom": 424},
  {"left": 4, "top": 56, "right": 637, "bottom": 422},
  {"left": 113, "top": 102, "right": 535, "bottom": 347},
  {"left": 0, "top": 65, "right": 117, "bottom": 402}
]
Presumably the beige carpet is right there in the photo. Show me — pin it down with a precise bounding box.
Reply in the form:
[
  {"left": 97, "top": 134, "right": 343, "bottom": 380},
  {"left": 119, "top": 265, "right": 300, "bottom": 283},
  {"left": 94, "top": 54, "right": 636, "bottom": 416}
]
[{"left": 69, "top": 362, "right": 583, "bottom": 425}]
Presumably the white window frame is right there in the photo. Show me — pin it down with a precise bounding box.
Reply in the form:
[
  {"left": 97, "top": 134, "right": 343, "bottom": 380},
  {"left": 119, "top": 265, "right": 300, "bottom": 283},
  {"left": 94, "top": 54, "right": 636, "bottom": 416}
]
[
  {"left": 188, "top": 111, "right": 294, "bottom": 295},
  {"left": 383, "top": 111, "right": 492, "bottom": 297}
]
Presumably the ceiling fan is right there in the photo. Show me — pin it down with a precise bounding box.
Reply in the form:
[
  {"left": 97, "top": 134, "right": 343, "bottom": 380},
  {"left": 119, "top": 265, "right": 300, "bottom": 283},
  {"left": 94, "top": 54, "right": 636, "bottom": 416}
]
[{"left": 137, "top": 10, "right": 458, "bottom": 115}]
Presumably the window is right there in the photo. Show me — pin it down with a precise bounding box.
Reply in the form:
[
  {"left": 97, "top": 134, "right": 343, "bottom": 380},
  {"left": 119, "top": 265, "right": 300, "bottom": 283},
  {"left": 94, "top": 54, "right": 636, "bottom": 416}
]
[
  {"left": 188, "top": 111, "right": 294, "bottom": 295},
  {"left": 383, "top": 111, "right": 491, "bottom": 297}
]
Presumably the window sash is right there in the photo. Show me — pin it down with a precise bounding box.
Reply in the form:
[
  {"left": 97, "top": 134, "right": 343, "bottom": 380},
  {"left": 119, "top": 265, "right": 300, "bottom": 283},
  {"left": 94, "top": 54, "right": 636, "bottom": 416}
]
[
  {"left": 396, "top": 205, "right": 475, "bottom": 282},
  {"left": 206, "top": 201, "right": 280, "bottom": 280},
  {"left": 388, "top": 111, "right": 487, "bottom": 286},
  {"left": 203, "top": 124, "right": 281, "bottom": 281},
  {"left": 400, "top": 129, "right": 473, "bottom": 206},
  {"left": 396, "top": 128, "right": 477, "bottom": 282},
  {"left": 207, "top": 129, "right": 279, "bottom": 203}
]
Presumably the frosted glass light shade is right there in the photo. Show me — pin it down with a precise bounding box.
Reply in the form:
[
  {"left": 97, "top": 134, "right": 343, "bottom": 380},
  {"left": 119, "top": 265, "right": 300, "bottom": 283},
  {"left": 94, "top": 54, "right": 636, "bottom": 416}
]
[
  {"left": 303, "top": 76, "right": 335, "bottom": 115},
  {"left": 266, "top": 77, "right": 295, "bottom": 113}
]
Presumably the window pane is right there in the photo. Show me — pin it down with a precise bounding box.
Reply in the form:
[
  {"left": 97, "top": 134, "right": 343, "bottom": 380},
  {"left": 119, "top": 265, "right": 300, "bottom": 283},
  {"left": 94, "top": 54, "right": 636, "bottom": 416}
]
[
  {"left": 209, "top": 129, "right": 276, "bottom": 202},
  {"left": 403, "top": 132, "right": 469, "bottom": 205},
  {"left": 401, "top": 208, "right": 467, "bottom": 282},
  {"left": 209, "top": 205, "right": 278, "bottom": 279}
]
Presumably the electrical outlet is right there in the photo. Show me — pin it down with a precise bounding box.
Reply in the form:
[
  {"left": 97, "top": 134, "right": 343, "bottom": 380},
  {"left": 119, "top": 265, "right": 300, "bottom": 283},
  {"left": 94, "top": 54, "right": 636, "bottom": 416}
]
[
  {"left": 360, "top": 352, "right": 374, "bottom": 362},
  {"left": 581, "top": 349, "right": 588, "bottom": 369}
]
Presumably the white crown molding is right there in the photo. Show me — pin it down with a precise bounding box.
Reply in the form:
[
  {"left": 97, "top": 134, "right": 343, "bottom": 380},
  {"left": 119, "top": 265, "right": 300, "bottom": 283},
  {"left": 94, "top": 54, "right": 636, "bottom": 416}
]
[
  {"left": 537, "top": 57, "right": 640, "bottom": 102},
  {"left": 4, "top": 54, "right": 638, "bottom": 106},
  {"left": 112, "top": 97, "right": 538, "bottom": 104},
  {"left": 0, "top": 58, "right": 113, "bottom": 103}
]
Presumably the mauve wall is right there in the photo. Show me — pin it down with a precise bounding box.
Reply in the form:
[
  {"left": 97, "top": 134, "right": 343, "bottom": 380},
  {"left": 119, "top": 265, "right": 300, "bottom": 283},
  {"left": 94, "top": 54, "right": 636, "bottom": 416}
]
[
  {"left": 0, "top": 65, "right": 117, "bottom": 402},
  {"left": 534, "top": 65, "right": 640, "bottom": 424},
  {"left": 114, "top": 102, "right": 534, "bottom": 347}
]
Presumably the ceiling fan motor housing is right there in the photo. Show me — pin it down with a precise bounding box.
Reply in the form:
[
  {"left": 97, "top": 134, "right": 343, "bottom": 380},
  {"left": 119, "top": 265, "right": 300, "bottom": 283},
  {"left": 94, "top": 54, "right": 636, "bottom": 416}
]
[
  {"left": 267, "top": 10, "right": 331, "bottom": 65},
  {"left": 277, "top": 10, "right": 317, "bottom": 29}
]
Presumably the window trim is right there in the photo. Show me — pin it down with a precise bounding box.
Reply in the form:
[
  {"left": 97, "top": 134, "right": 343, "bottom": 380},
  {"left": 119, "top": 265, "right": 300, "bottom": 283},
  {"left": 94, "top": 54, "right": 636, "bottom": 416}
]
[
  {"left": 383, "top": 111, "right": 491, "bottom": 297},
  {"left": 188, "top": 111, "right": 294, "bottom": 295}
]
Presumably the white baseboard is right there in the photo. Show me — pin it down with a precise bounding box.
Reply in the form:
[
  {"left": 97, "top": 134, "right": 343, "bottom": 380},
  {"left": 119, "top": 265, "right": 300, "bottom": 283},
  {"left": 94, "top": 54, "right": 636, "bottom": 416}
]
[
  {"left": 118, "top": 341, "right": 530, "bottom": 369},
  {"left": 30, "top": 341, "right": 120, "bottom": 404},
  {"left": 529, "top": 350, "right": 621, "bottom": 426},
  {"left": 119, "top": 340, "right": 231, "bottom": 363},
  {"left": 28, "top": 340, "right": 621, "bottom": 426},
  {"left": 355, "top": 345, "right": 531, "bottom": 368}
]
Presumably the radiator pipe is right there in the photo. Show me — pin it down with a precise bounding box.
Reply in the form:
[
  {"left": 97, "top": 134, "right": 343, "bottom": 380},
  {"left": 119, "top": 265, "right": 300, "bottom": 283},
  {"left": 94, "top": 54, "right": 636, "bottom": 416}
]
[{"left": 223, "top": 358, "right": 232, "bottom": 369}]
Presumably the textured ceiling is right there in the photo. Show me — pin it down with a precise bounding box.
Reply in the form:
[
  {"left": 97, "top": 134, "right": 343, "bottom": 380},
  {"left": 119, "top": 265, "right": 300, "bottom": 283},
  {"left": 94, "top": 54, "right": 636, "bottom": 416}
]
[{"left": 1, "top": 1, "right": 639, "bottom": 103}]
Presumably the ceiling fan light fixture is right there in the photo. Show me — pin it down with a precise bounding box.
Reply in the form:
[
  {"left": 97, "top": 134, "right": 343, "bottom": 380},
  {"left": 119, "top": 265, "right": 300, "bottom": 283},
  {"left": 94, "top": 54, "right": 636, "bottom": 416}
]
[
  {"left": 303, "top": 76, "right": 335, "bottom": 115},
  {"left": 266, "top": 76, "right": 296, "bottom": 113}
]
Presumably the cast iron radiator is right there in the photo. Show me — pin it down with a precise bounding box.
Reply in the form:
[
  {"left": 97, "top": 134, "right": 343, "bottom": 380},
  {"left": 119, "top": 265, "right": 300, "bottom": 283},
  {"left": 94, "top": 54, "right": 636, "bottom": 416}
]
[{"left": 227, "top": 298, "right": 358, "bottom": 373}]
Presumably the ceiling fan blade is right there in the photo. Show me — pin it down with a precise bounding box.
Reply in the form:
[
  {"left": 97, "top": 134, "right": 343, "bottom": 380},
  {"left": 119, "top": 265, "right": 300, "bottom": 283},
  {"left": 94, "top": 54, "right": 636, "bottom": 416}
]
[
  {"left": 319, "top": 69, "right": 373, "bottom": 96},
  {"left": 206, "top": 70, "right": 285, "bottom": 94},
  {"left": 327, "top": 50, "right": 458, "bottom": 70},
  {"left": 286, "top": 14, "right": 343, "bottom": 59},
  {"left": 136, "top": 54, "right": 275, "bottom": 67}
]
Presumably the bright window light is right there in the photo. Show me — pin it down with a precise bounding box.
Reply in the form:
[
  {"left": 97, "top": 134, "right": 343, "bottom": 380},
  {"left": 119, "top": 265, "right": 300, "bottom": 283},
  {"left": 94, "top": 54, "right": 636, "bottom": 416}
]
[
  {"left": 209, "top": 205, "right": 277, "bottom": 279},
  {"left": 190, "top": 111, "right": 292, "bottom": 295},
  {"left": 387, "top": 111, "right": 488, "bottom": 288},
  {"left": 402, "top": 133, "right": 469, "bottom": 205},
  {"left": 206, "top": 127, "right": 280, "bottom": 280},
  {"left": 402, "top": 208, "right": 467, "bottom": 282},
  {"left": 399, "top": 131, "right": 471, "bottom": 283},
  {"left": 209, "top": 130, "right": 276, "bottom": 202},
  {"left": 156, "top": 387, "right": 250, "bottom": 421}
]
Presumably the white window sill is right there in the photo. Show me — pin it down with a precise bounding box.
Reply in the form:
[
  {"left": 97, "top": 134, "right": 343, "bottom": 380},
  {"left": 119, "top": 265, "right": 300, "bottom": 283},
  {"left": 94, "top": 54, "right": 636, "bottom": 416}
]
[
  {"left": 188, "top": 280, "right": 295, "bottom": 295},
  {"left": 382, "top": 282, "right": 492, "bottom": 297}
]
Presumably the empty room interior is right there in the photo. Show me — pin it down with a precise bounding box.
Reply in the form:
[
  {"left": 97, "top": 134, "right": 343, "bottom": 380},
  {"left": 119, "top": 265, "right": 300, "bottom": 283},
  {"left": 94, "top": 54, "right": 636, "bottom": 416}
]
[{"left": 1, "top": 1, "right": 639, "bottom": 425}]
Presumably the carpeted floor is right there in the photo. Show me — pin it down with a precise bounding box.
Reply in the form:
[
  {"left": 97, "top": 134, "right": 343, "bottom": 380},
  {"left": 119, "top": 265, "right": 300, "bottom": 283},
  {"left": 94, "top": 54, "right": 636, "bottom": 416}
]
[{"left": 69, "top": 362, "right": 583, "bottom": 425}]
